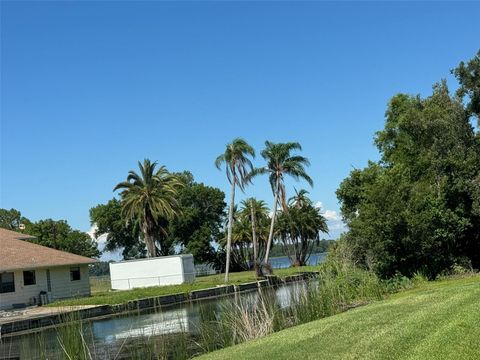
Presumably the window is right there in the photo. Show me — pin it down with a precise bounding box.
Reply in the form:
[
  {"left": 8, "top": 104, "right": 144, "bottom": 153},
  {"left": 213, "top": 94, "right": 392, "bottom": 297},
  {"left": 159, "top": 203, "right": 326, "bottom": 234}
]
[
  {"left": 0, "top": 272, "right": 15, "bottom": 293},
  {"left": 23, "top": 270, "right": 36, "bottom": 286},
  {"left": 70, "top": 267, "right": 81, "bottom": 281}
]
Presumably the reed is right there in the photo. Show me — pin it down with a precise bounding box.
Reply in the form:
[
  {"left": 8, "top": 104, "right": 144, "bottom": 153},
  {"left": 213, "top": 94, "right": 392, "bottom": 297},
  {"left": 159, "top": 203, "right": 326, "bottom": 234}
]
[{"left": 7, "top": 260, "right": 389, "bottom": 359}]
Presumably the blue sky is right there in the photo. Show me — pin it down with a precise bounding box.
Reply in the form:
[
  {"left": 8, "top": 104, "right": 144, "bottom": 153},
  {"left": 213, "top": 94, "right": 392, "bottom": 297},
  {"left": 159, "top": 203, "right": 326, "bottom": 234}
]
[{"left": 1, "top": 1, "right": 479, "bottom": 243}]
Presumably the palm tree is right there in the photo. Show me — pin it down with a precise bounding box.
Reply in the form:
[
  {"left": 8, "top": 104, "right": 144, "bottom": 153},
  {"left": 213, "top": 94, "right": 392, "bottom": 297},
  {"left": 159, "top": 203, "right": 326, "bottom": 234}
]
[
  {"left": 249, "top": 141, "right": 313, "bottom": 270},
  {"left": 276, "top": 203, "right": 328, "bottom": 266},
  {"left": 114, "top": 159, "right": 183, "bottom": 257},
  {"left": 289, "top": 188, "right": 313, "bottom": 209},
  {"left": 240, "top": 198, "right": 269, "bottom": 276},
  {"left": 215, "top": 138, "right": 255, "bottom": 282}
]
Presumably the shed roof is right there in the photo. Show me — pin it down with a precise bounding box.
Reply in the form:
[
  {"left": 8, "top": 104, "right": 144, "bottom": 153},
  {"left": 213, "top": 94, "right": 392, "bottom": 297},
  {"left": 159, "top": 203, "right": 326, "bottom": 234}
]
[{"left": 0, "top": 228, "right": 98, "bottom": 271}]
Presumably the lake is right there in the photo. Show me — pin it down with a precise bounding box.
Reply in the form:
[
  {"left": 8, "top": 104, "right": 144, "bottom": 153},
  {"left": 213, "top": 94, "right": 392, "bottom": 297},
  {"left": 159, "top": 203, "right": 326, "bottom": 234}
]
[{"left": 270, "top": 252, "right": 326, "bottom": 268}]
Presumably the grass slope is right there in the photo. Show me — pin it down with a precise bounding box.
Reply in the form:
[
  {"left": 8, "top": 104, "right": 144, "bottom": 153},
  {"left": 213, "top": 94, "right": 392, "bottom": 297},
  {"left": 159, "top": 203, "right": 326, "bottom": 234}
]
[
  {"left": 49, "top": 266, "right": 319, "bottom": 306},
  {"left": 200, "top": 275, "right": 480, "bottom": 360}
]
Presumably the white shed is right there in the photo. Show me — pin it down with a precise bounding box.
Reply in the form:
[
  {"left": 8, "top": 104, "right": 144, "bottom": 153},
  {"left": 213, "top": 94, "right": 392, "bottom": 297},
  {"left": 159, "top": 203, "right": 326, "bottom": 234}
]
[{"left": 109, "top": 254, "right": 195, "bottom": 290}]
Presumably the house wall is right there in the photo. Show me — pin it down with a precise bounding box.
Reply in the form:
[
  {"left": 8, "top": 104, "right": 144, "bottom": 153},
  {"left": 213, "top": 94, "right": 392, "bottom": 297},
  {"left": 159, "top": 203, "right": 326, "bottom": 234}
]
[
  {"left": 0, "top": 265, "right": 91, "bottom": 310},
  {"left": 49, "top": 265, "right": 91, "bottom": 300},
  {"left": 109, "top": 255, "right": 195, "bottom": 290},
  {"left": 0, "top": 269, "right": 47, "bottom": 310}
]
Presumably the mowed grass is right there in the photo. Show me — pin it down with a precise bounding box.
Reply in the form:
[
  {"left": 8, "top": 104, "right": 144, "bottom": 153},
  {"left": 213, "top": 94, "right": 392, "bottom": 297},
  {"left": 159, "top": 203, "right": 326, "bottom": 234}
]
[
  {"left": 49, "top": 266, "right": 319, "bottom": 307},
  {"left": 199, "top": 275, "right": 480, "bottom": 360}
]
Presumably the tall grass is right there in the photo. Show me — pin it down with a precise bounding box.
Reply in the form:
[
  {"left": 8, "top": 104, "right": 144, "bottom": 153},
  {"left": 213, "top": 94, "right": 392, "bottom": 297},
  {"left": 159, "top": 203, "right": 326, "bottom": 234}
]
[
  {"left": 192, "top": 256, "right": 388, "bottom": 357},
  {"left": 222, "top": 292, "right": 276, "bottom": 343},
  {"left": 55, "top": 312, "right": 95, "bottom": 360},
  {"left": 287, "top": 259, "right": 386, "bottom": 325},
  {"left": 8, "top": 259, "right": 390, "bottom": 359}
]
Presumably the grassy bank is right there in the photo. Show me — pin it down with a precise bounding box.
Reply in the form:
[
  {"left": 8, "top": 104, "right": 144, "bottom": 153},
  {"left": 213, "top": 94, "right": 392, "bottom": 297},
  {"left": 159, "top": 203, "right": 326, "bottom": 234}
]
[
  {"left": 24, "top": 261, "right": 385, "bottom": 359},
  {"left": 199, "top": 274, "right": 480, "bottom": 360},
  {"left": 49, "top": 266, "right": 319, "bottom": 306}
]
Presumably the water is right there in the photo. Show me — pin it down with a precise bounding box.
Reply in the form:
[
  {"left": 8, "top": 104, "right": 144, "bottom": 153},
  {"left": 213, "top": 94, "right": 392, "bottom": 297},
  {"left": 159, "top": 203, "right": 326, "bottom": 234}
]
[
  {"left": 0, "top": 280, "right": 310, "bottom": 359},
  {"left": 270, "top": 252, "right": 326, "bottom": 269},
  {"left": 0, "top": 255, "right": 326, "bottom": 358}
]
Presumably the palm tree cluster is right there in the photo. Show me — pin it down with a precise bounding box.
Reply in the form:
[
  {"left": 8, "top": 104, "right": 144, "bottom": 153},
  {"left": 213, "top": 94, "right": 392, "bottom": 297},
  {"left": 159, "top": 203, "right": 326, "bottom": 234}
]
[
  {"left": 112, "top": 139, "right": 328, "bottom": 281},
  {"left": 216, "top": 139, "right": 327, "bottom": 281},
  {"left": 225, "top": 199, "right": 270, "bottom": 274},
  {"left": 276, "top": 190, "right": 328, "bottom": 266}
]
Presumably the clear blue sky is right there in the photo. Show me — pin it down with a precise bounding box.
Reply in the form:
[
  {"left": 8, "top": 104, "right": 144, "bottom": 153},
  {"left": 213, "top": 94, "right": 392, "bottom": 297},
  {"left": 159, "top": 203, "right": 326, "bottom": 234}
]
[{"left": 1, "top": 1, "right": 479, "bottom": 239}]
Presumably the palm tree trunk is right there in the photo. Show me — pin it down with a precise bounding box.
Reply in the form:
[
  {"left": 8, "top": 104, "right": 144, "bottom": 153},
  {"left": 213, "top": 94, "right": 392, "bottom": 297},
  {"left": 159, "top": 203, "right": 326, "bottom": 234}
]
[
  {"left": 143, "top": 223, "right": 155, "bottom": 258},
  {"left": 225, "top": 180, "right": 236, "bottom": 283},
  {"left": 264, "top": 185, "right": 279, "bottom": 265},
  {"left": 250, "top": 204, "right": 259, "bottom": 275}
]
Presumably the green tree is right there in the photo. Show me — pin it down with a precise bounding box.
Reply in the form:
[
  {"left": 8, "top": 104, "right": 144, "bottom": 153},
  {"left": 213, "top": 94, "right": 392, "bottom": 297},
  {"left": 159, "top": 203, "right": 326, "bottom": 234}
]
[
  {"left": 90, "top": 199, "right": 145, "bottom": 259},
  {"left": 114, "top": 159, "right": 183, "bottom": 257},
  {"left": 168, "top": 175, "right": 226, "bottom": 265},
  {"left": 219, "top": 202, "right": 269, "bottom": 272},
  {"left": 215, "top": 138, "right": 255, "bottom": 282},
  {"left": 239, "top": 198, "right": 270, "bottom": 275},
  {"left": 91, "top": 173, "right": 226, "bottom": 264},
  {"left": 337, "top": 80, "right": 480, "bottom": 278},
  {"left": 289, "top": 188, "right": 313, "bottom": 209},
  {"left": 63, "top": 230, "right": 102, "bottom": 258},
  {"left": 276, "top": 193, "right": 328, "bottom": 266},
  {"left": 452, "top": 50, "right": 480, "bottom": 123},
  {"left": 25, "top": 219, "right": 100, "bottom": 258},
  {"left": 0, "top": 208, "right": 27, "bottom": 230},
  {"left": 250, "top": 141, "right": 313, "bottom": 271},
  {"left": 230, "top": 212, "right": 254, "bottom": 270}
]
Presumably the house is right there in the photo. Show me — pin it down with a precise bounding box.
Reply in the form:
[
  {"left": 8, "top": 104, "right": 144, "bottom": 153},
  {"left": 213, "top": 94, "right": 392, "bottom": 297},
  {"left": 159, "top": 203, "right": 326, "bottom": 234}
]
[{"left": 0, "top": 228, "right": 98, "bottom": 310}]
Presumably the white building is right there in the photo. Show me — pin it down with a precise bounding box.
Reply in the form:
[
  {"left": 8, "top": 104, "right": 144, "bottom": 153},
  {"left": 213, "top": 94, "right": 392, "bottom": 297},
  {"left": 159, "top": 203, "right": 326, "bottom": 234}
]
[
  {"left": 109, "top": 254, "right": 195, "bottom": 290},
  {"left": 0, "top": 228, "right": 98, "bottom": 310}
]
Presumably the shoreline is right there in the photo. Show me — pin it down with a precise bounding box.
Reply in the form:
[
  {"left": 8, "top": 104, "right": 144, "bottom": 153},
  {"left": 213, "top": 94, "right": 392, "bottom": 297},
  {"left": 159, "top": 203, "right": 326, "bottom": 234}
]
[{"left": 0, "top": 271, "right": 319, "bottom": 338}]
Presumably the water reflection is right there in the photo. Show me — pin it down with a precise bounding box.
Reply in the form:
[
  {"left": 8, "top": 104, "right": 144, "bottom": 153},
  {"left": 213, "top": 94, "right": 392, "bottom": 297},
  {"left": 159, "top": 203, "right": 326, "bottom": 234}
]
[
  {"left": 88, "top": 281, "right": 303, "bottom": 342},
  {"left": 0, "top": 280, "right": 311, "bottom": 359}
]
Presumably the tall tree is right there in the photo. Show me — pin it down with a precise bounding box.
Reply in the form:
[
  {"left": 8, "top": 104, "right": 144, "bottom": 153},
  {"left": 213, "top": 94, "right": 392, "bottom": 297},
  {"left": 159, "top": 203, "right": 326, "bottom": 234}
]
[
  {"left": 91, "top": 173, "right": 226, "bottom": 263},
  {"left": 24, "top": 218, "right": 100, "bottom": 258},
  {"left": 168, "top": 174, "right": 226, "bottom": 265},
  {"left": 90, "top": 199, "right": 144, "bottom": 259},
  {"left": 452, "top": 50, "right": 480, "bottom": 123},
  {"left": 239, "top": 198, "right": 269, "bottom": 275},
  {"left": 289, "top": 188, "right": 313, "bottom": 209},
  {"left": 276, "top": 192, "right": 328, "bottom": 266},
  {"left": 0, "top": 208, "right": 25, "bottom": 230},
  {"left": 337, "top": 81, "right": 480, "bottom": 278},
  {"left": 249, "top": 141, "right": 313, "bottom": 271},
  {"left": 114, "top": 159, "right": 183, "bottom": 257},
  {"left": 215, "top": 138, "right": 255, "bottom": 282}
]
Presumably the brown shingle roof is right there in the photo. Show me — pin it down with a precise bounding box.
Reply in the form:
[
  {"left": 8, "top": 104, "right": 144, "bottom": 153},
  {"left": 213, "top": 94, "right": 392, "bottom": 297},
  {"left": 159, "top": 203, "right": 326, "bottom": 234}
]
[{"left": 0, "top": 228, "right": 98, "bottom": 271}]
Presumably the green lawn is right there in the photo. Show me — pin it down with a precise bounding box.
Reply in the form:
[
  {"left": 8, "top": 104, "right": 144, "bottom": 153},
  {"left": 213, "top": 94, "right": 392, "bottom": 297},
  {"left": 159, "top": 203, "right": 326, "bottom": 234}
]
[
  {"left": 49, "top": 266, "right": 319, "bottom": 306},
  {"left": 199, "top": 275, "right": 480, "bottom": 360}
]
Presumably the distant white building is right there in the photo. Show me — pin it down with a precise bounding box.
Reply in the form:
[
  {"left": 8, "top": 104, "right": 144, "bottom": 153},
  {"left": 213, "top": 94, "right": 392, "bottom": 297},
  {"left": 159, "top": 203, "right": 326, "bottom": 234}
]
[
  {"left": 0, "top": 228, "right": 98, "bottom": 310},
  {"left": 109, "top": 254, "right": 195, "bottom": 290}
]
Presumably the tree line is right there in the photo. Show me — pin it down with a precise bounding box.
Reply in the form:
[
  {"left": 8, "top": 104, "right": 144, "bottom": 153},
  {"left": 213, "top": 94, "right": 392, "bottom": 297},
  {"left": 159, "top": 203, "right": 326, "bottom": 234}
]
[
  {"left": 1, "top": 142, "right": 330, "bottom": 279},
  {"left": 5, "top": 51, "right": 475, "bottom": 281},
  {"left": 0, "top": 208, "right": 100, "bottom": 258},
  {"left": 336, "top": 50, "right": 480, "bottom": 279},
  {"left": 101, "top": 139, "right": 329, "bottom": 282}
]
